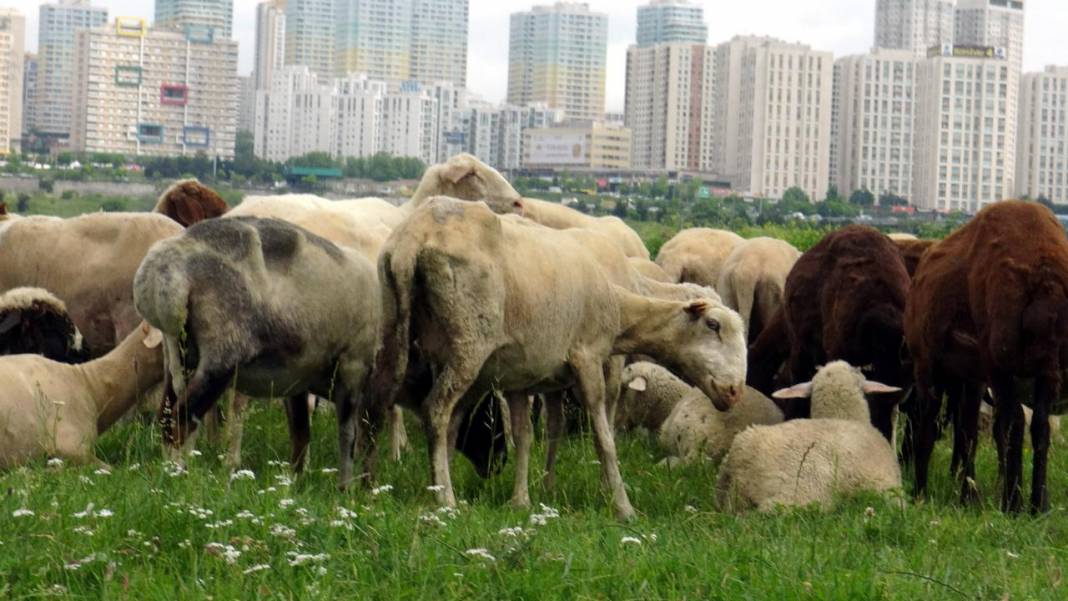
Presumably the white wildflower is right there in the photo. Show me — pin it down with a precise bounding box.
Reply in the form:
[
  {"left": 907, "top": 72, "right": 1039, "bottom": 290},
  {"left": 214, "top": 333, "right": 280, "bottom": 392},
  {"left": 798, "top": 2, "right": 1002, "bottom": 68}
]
[
  {"left": 621, "top": 536, "right": 642, "bottom": 546},
  {"left": 204, "top": 542, "right": 241, "bottom": 565},
  {"left": 230, "top": 469, "right": 256, "bottom": 482},
  {"left": 316, "top": 566, "right": 328, "bottom": 576},
  {"left": 96, "top": 509, "right": 113, "bottom": 518},
  {"left": 418, "top": 512, "right": 447, "bottom": 527},
  {"left": 93, "top": 467, "right": 112, "bottom": 476},
  {"left": 684, "top": 505, "right": 698, "bottom": 514},
  {"left": 163, "top": 462, "right": 186, "bottom": 478},
  {"left": 128, "top": 463, "right": 141, "bottom": 471},
  {"left": 177, "top": 540, "right": 192, "bottom": 549},
  {"left": 864, "top": 506, "right": 876, "bottom": 519},
  {"left": 336, "top": 507, "right": 358, "bottom": 520},
  {"left": 187, "top": 506, "right": 214, "bottom": 520},
  {"left": 244, "top": 564, "right": 271, "bottom": 575},
  {"left": 464, "top": 548, "right": 496, "bottom": 562},
  {"left": 279, "top": 498, "right": 296, "bottom": 509},
  {"left": 287, "top": 552, "right": 329, "bottom": 566},
  {"left": 371, "top": 484, "right": 393, "bottom": 496},
  {"left": 498, "top": 527, "right": 526, "bottom": 538},
  {"left": 47, "top": 458, "right": 64, "bottom": 468},
  {"left": 189, "top": 449, "right": 203, "bottom": 457},
  {"left": 644, "top": 533, "right": 658, "bottom": 543},
  {"left": 126, "top": 529, "right": 142, "bottom": 538},
  {"left": 321, "top": 467, "right": 338, "bottom": 474},
  {"left": 270, "top": 524, "right": 297, "bottom": 539},
  {"left": 426, "top": 485, "right": 445, "bottom": 492},
  {"left": 1007, "top": 551, "right": 1020, "bottom": 559},
  {"left": 64, "top": 555, "right": 97, "bottom": 571},
  {"left": 274, "top": 474, "right": 293, "bottom": 487},
  {"left": 12, "top": 509, "right": 34, "bottom": 518},
  {"left": 78, "top": 476, "right": 93, "bottom": 485},
  {"left": 329, "top": 520, "right": 354, "bottom": 530},
  {"left": 72, "top": 525, "right": 94, "bottom": 537},
  {"left": 206, "top": 520, "right": 234, "bottom": 530},
  {"left": 236, "top": 510, "right": 256, "bottom": 519},
  {"left": 48, "top": 584, "right": 68, "bottom": 595},
  {"left": 529, "top": 503, "right": 560, "bottom": 526},
  {"left": 72, "top": 503, "right": 95, "bottom": 519},
  {"left": 267, "top": 460, "right": 287, "bottom": 467}
]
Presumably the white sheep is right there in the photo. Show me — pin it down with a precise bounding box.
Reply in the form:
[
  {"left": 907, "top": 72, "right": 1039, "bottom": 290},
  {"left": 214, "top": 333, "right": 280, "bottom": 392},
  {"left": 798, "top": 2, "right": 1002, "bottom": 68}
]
[
  {"left": 0, "top": 287, "right": 86, "bottom": 363},
  {"left": 616, "top": 361, "right": 692, "bottom": 433},
  {"left": 659, "top": 385, "right": 784, "bottom": 466},
  {"left": 716, "top": 361, "right": 903, "bottom": 513},
  {"left": 0, "top": 322, "right": 163, "bottom": 468},
  {"left": 655, "top": 228, "right": 745, "bottom": 287},
  {"left": 716, "top": 237, "right": 801, "bottom": 341}
]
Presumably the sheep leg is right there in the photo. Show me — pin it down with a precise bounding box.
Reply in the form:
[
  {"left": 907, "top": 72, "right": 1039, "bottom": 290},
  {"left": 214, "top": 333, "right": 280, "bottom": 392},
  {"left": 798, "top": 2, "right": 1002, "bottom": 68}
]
[
  {"left": 572, "top": 354, "right": 636, "bottom": 522},
  {"left": 991, "top": 376, "right": 1025, "bottom": 513},
  {"left": 284, "top": 393, "right": 312, "bottom": 473},
  {"left": 389, "top": 405, "right": 409, "bottom": 462},
  {"left": 951, "top": 380, "right": 981, "bottom": 505},
  {"left": 354, "top": 394, "right": 385, "bottom": 488},
  {"left": 542, "top": 391, "right": 566, "bottom": 491},
  {"left": 425, "top": 361, "right": 483, "bottom": 508},
  {"left": 910, "top": 374, "right": 941, "bottom": 500},
  {"left": 1029, "top": 374, "right": 1056, "bottom": 514},
  {"left": 169, "top": 367, "right": 235, "bottom": 452},
  {"left": 223, "top": 392, "right": 250, "bottom": 470},
  {"left": 604, "top": 358, "right": 624, "bottom": 428},
  {"left": 507, "top": 393, "right": 534, "bottom": 508}
]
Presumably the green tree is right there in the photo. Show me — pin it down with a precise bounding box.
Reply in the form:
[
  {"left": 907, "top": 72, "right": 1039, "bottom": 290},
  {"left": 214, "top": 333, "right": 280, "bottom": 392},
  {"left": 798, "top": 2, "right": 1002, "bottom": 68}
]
[
  {"left": 824, "top": 184, "right": 843, "bottom": 204},
  {"left": 652, "top": 176, "right": 670, "bottom": 199},
  {"left": 879, "top": 191, "right": 909, "bottom": 207},
  {"left": 849, "top": 188, "right": 875, "bottom": 207}
]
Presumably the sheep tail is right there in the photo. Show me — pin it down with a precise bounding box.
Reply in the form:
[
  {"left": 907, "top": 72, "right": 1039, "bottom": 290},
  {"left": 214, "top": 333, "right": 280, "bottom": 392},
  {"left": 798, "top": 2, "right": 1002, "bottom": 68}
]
[
  {"left": 370, "top": 245, "right": 416, "bottom": 410},
  {"left": 132, "top": 250, "right": 191, "bottom": 339}
]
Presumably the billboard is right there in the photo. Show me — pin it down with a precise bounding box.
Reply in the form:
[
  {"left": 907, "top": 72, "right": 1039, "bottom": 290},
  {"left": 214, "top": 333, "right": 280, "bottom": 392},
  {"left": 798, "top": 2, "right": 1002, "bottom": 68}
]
[
  {"left": 526, "top": 131, "right": 588, "bottom": 166},
  {"left": 929, "top": 44, "right": 1006, "bottom": 60}
]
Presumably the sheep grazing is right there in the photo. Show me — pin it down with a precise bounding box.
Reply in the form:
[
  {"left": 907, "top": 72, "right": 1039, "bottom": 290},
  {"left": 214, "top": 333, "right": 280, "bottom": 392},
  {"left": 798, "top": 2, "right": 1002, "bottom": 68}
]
[
  {"left": 762, "top": 225, "right": 911, "bottom": 442},
  {"left": 134, "top": 217, "right": 381, "bottom": 488},
  {"left": 716, "top": 361, "right": 903, "bottom": 513},
  {"left": 0, "top": 212, "right": 184, "bottom": 356},
  {"left": 405, "top": 153, "right": 525, "bottom": 216},
  {"left": 655, "top": 228, "right": 745, "bottom": 287},
  {"left": 374, "top": 197, "right": 747, "bottom": 520},
  {"left": 717, "top": 237, "right": 801, "bottom": 343},
  {"left": 0, "top": 322, "right": 163, "bottom": 468},
  {"left": 153, "top": 179, "right": 230, "bottom": 227},
  {"left": 906, "top": 201, "right": 1068, "bottom": 513},
  {"left": 0, "top": 287, "right": 87, "bottom": 363}
]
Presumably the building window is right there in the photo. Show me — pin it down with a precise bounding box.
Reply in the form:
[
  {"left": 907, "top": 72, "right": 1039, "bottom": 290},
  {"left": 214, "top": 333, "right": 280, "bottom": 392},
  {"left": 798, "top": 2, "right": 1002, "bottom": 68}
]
[
  {"left": 138, "top": 123, "right": 164, "bottom": 144},
  {"left": 160, "top": 83, "right": 189, "bottom": 106}
]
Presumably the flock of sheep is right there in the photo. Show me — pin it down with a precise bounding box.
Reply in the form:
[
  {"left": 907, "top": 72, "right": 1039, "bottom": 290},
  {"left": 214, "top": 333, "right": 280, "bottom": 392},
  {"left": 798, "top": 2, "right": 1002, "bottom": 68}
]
[{"left": 0, "top": 153, "right": 1065, "bottom": 522}]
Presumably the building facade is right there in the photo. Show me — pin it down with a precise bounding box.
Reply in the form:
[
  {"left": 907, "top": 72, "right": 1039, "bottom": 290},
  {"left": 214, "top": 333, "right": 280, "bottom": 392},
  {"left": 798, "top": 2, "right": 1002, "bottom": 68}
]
[
  {"left": 912, "top": 46, "right": 1013, "bottom": 211},
  {"left": 254, "top": 0, "right": 286, "bottom": 90},
  {"left": 635, "top": 0, "right": 707, "bottom": 47},
  {"left": 507, "top": 2, "right": 608, "bottom": 123},
  {"left": 874, "top": 0, "right": 955, "bottom": 56},
  {"left": 286, "top": 0, "right": 335, "bottom": 78},
  {"left": 21, "top": 52, "right": 35, "bottom": 137},
  {"left": 833, "top": 49, "right": 918, "bottom": 201},
  {"left": 1016, "top": 67, "right": 1068, "bottom": 204},
  {"left": 70, "top": 18, "right": 239, "bottom": 159},
  {"left": 0, "top": 8, "right": 25, "bottom": 154},
  {"left": 524, "top": 122, "right": 632, "bottom": 171},
  {"left": 154, "top": 0, "right": 233, "bottom": 38},
  {"left": 625, "top": 42, "right": 715, "bottom": 171}
]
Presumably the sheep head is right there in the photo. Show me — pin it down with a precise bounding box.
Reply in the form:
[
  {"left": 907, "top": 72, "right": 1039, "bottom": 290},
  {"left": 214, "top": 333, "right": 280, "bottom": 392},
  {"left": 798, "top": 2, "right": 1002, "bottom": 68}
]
[
  {"left": 413, "top": 154, "right": 524, "bottom": 216},
  {"left": 772, "top": 361, "right": 901, "bottom": 422},
  {"left": 657, "top": 300, "right": 747, "bottom": 412}
]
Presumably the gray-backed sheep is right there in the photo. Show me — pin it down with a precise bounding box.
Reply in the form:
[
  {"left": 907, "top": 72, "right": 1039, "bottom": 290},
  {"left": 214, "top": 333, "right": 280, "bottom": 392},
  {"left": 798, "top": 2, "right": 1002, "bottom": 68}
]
[
  {"left": 0, "top": 287, "right": 87, "bottom": 363},
  {"left": 134, "top": 217, "right": 381, "bottom": 488},
  {"left": 716, "top": 361, "right": 903, "bottom": 512},
  {"left": 655, "top": 228, "right": 744, "bottom": 287},
  {"left": 716, "top": 237, "right": 801, "bottom": 342},
  {"left": 0, "top": 322, "right": 163, "bottom": 467},
  {"left": 374, "top": 197, "right": 747, "bottom": 520},
  {"left": 659, "top": 385, "right": 784, "bottom": 466}
]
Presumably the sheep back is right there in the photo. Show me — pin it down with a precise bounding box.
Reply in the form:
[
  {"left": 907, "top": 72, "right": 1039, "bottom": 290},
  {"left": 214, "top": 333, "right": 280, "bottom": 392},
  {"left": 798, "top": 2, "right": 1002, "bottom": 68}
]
[{"left": 0, "top": 287, "right": 86, "bottom": 362}]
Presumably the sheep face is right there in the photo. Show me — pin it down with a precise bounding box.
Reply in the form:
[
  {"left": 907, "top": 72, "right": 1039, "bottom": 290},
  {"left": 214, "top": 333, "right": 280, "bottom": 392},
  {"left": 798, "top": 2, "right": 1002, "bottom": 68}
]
[
  {"left": 665, "top": 301, "right": 747, "bottom": 412},
  {"left": 424, "top": 155, "right": 524, "bottom": 216}
]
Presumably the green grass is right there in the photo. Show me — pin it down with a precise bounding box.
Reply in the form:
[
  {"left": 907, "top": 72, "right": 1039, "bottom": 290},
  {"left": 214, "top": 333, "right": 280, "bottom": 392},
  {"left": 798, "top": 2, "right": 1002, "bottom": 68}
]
[{"left": 2, "top": 405, "right": 1066, "bottom": 600}]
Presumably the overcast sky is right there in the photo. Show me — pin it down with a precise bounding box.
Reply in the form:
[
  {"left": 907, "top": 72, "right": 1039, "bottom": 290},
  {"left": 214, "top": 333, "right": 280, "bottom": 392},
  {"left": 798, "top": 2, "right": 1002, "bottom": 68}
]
[{"left": 15, "top": 0, "right": 1068, "bottom": 111}]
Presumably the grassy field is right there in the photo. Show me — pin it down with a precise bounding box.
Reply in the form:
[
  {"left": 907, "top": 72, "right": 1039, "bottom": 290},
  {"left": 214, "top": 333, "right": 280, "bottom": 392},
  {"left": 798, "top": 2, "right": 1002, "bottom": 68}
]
[{"left": 2, "top": 403, "right": 1066, "bottom": 600}]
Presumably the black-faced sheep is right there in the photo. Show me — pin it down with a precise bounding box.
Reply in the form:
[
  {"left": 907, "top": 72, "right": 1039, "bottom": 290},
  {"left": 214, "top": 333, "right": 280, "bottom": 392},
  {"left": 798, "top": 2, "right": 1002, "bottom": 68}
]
[
  {"left": 906, "top": 201, "right": 1068, "bottom": 513},
  {"left": 0, "top": 287, "right": 87, "bottom": 363},
  {"left": 374, "top": 197, "right": 747, "bottom": 520},
  {"left": 0, "top": 322, "right": 163, "bottom": 467},
  {"left": 716, "top": 361, "right": 902, "bottom": 512},
  {"left": 134, "top": 217, "right": 381, "bottom": 489}
]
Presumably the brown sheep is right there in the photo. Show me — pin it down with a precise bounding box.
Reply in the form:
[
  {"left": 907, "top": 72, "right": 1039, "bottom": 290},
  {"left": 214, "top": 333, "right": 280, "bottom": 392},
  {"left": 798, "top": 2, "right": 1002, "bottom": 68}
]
[
  {"left": 906, "top": 201, "right": 1068, "bottom": 513},
  {"left": 755, "top": 226, "right": 911, "bottom": 442},
  {"left": 893, "top": 238, "right": 936, "bottom": 279},
  {"left": 154, "top": 179, "right": 230, "bottom": 227}
]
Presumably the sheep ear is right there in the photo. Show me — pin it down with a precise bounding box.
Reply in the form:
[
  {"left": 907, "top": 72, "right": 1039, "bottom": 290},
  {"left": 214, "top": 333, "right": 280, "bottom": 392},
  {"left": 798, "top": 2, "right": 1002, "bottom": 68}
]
[
  {"left": 772, "top": 382, "right": 814, "bottom": 400},
  {"left": 627, "top": 377, "right": 648, "bottom": 392},
  {"left": 441, "top": 160, "right": 477, "bottom": 185},
  {"left": 0, "top": 310, "right": 22, "bottom": 335},
  {"left": 143, "top": 327, "right": 163, "bottom": 349},
  {"left": 862, "top": 380, "right": 902, "bottom": 395},
  {"left": 684, "top": 301, "right": 708, "bottom": 320}
]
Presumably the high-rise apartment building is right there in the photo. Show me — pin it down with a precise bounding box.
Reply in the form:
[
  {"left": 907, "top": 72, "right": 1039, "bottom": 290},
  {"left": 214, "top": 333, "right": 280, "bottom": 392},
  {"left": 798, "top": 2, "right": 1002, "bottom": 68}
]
[
  {"left": 460, "top": 101, "right": 561, "bottom": 170},
  {"left": 32, "top": 0, "right": 107, "bottom": 140},
  {"left": 833, "top": 49, "right": 918, "bottom": 200},
  {"left": 1016, "top": 67, "right": 1068, "bottom": 204},
  {"left": 636, "top": 0, "right": 707, "bottom": 46},
  {"left": 0, "top": 9, "right": 25, "bottom": 154},
  {"left": 507, "top": 2, "right": 608, "bottom": 122},
  {"left": 254, "top": 0, "right": 286, "bottom": 90},
  {"left": 21, "top": 52, "right": 35, "bottom": 135},
  {"left": 286, "top": 0, "right": 335, "bottom": 78},
  {"left": 913, "top": 46, "right": 1013, "bottom": 211},
  {"left": 333, "top": 0, "right": 468, "bottom": 87},
  {"left": 70, "top": 18, "right": 239, "bottom": 159},
  {"left": 155, "top": 0, "right": 233, "bottom": 38},
  {"left": 875, "top": 0, "right": 955, "bottom": 56},
  {"left": 711, "top": 36, "right": 833, "bottom": 200},
  {"left": 238, "top": 75, "right": 256, "bottom": 133},
  {"left": 625, "top": 43, "right": 715, "bottom": 171},
  {"left": 955, "top": 0, "right": 1023, "bottom": 72}
]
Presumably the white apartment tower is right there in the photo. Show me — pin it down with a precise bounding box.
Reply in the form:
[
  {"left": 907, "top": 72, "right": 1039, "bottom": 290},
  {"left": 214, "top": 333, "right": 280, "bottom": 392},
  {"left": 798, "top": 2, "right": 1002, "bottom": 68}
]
[
  {"left": 625, "top": 43, "right": 715, "bottom": 171},
  {"left": 254, "top": 0, "right": 286, "bottom": 90},
  {"left": 286, "top": 0, "right": 335, "bottom": 78},
  {"left": 409, "top": 0, "right": 469, "bottom": 87},
  {"left": 712, "top": 37, "right": 834, "bottom": 200},
  {"left": 955, "top": 0, "right": 1023, "bottom": 73},
  {"left": 875, "top": 0, "right": 956, "bottom": 56},
  {"left": 913, "top": 47, "right": 1013, "bottom": 211},
  {"left": 1016, "top": 67, "right": 1068, "bottom": 204},
  {"left": 70, "top": 18, "right": 239, "bottom": 159},
  {"left": 636, "top": 0, "right": 707, "bottom": 46},
  {"left": 833, "top": 49, "right": 918, "bottom": 201},
  {"left": 0, "top": 9, "right": 25, "bottom": 154},
  {"left": 155, "top": 0, "right": 234, "bottom": 39},
  {"left": 379, "top": 82, "right": 440, "bottom": 165},
  {"left": 33, "top": 0, "right": 108, "bottom": 139},
  {"left": 22, "top": 53, "right": 36, "bottom": 135},
  {"left": 508, "top": 3, "right": 608, "bottom": 123}
]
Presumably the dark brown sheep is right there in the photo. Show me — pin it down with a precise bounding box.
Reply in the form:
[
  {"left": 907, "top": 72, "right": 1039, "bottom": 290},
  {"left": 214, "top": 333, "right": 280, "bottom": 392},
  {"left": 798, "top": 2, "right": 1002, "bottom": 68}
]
[
  {"left": 751, "top": 226, "right": 911, "bottom": 442},
  {"left": 894, "top": 238, "right": 937, "bottom": 279},
  {"left": 154, "top": 179, "right": 230, "bottom": 227},
  {"left": 905, "top": 201, "right": 1068, "bottom": 513}
]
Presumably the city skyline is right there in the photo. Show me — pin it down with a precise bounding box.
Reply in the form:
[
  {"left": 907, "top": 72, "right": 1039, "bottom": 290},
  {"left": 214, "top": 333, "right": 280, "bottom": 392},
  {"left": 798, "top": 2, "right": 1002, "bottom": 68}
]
[{"left": 12, "top": 0, "right": 1068, "bottom": 112}]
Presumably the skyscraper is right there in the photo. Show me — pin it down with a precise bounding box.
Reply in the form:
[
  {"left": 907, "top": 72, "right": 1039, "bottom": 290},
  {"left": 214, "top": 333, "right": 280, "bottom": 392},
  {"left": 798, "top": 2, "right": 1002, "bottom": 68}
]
[
  {"left": 636, "top": 0, "right": 707, "bottom": 46},
  {"left": 21, "top": 52, "right": 35, "bottom": 135},
  {"left": 1016, "top": 67, "right": 1068, "bottom": 204},
  {"left": 333, "top": 0, "right": 468, "bottom": 87},
  {"left": 155, "top": 0, "right": 234, "bottom": 38},
  {"left": 0, "top": 8, "right": 25, "bottom": 154},
  {"left": 285, "top": 0, "right": 335, "bottom": 78},
  {"left": 874, "top": 0, "right": 955, "bottom": 56},
  {"left": 955, "top": 0, "right": 1024, "bottom": 72},
  {"left": 507, "top": 2, "right": 608, "bottom": 123},
  {"left": 32, "top": 0, "right": 107, "bottom": 139},
  {"left": 254, "top": 0, "right": 286, "bottom": 90}
]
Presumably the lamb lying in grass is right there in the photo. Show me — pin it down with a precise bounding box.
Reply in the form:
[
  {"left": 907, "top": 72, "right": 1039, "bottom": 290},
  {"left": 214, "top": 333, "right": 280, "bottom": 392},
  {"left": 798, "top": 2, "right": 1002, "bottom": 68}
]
[
  {"left": 658, "top": 385, "right": 783, "bottom": 466},
  {"left": 716, "top": 361, "right": 903, "bottom": 512}
]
